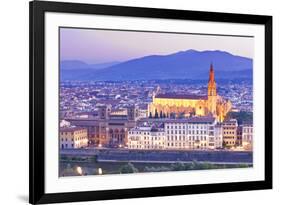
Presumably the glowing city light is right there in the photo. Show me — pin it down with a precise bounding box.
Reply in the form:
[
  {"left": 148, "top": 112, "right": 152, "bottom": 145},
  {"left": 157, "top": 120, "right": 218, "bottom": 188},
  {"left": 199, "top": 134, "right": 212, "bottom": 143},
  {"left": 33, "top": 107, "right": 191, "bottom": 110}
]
[
  {"left": 98, "top": 168, "right": 103, "bottom": 175},
  {"left": 76, "top": 166, "right": 83, "bottom": 175}
]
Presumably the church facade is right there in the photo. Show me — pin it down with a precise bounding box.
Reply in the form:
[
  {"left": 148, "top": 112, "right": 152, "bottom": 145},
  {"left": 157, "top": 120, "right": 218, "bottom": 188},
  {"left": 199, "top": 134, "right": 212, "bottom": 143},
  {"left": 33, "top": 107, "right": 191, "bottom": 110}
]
[{"left": 148, "top": 64, "right": 232, "bottom": 122}]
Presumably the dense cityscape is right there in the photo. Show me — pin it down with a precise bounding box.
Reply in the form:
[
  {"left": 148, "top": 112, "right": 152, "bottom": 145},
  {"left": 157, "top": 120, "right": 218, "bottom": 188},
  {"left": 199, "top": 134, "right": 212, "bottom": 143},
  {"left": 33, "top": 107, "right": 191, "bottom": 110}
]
[
  {"left": 59, "top": 66, "right": 253, "bottom": 176},
  {"left": 60, "top": 79, "right": 253, "bottom": 115}
]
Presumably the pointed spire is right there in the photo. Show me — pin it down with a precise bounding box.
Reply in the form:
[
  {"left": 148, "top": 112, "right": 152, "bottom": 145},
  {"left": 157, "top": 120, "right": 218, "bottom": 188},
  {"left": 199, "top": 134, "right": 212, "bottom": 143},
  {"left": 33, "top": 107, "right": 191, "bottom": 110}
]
[{"left": 209, "top": 63, "right": 215, "bottom": 82}]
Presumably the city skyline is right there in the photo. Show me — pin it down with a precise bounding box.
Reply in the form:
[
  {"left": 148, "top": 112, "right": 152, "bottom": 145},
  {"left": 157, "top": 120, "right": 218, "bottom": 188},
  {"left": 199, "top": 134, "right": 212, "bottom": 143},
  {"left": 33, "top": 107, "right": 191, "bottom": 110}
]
[
  {"left": 59, "top": 27, "right": 254, "bottom": 177},
  {"left": 60, "top": 28, "right": 254, "bottom": 64}
]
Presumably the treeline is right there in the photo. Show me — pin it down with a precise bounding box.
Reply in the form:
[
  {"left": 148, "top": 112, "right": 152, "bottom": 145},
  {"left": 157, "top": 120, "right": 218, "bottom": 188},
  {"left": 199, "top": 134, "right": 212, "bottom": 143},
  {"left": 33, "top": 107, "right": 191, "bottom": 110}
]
[
  {"left": 119, "top": 161, "right": 252, "bottom": 174},
  {"left": 226, "top": 111, "right": 253, "bottom": 125}
]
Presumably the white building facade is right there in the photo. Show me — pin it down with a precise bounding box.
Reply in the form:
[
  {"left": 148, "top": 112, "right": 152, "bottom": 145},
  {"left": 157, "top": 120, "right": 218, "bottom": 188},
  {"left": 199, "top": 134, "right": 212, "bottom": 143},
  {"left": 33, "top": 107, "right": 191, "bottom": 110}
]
[
  {"left": 128, "top": 117, "right": 222, "bottom": 150},
  {"left": 214, "top": 124, "right": 223, "bottom": 148},
  {"left": 127, "top": 127, "right": 165, "bottom": 150},
  {"left": 242, "top": 124, "right": 253, "bottom": 150}
]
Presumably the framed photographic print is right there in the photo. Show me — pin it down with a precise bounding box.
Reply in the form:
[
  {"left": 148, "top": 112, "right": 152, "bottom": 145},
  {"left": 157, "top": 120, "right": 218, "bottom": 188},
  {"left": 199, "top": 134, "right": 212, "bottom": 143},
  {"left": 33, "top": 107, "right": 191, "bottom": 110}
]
[{"left": 29, "top": 0, "right": 272, "bottom": 204}]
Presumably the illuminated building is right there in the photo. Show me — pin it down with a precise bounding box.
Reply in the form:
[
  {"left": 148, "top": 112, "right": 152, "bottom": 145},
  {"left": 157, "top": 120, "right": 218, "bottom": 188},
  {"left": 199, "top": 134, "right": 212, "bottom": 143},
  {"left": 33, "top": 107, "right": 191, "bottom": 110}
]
[
  {"left": 59, "top": 127, "right": 88, "bottom": 149},
  {"left": 128, "top": 126, "right": 165, "bottom": 149},
  {"left": 148, "top": 64, "right": 232, "bottom": 122},
  {"left": 128, "top": 116, "right": 223, "bottom": 150},
  {"left": 222, "top": 119, "right": 238, "bottom": 148},
  {"left": 242, "top": 124, "right": 253, "bottom": 150},
  {"left": 66, "top": 104, "right": 139, "bottom": 147}
]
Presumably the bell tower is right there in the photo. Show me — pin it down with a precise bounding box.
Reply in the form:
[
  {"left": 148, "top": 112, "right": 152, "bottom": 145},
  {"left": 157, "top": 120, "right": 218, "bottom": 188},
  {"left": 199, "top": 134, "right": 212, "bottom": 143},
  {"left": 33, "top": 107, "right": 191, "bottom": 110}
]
[{"left": 208, "top": 63, "right": 217, "bottom": 115}]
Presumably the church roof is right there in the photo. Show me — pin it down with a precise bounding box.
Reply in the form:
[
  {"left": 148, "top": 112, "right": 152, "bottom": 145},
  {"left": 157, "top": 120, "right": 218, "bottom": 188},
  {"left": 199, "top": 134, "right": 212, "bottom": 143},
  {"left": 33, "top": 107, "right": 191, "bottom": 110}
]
[{"left": 155, "top": 93, "right": 207, "bottom": 100}]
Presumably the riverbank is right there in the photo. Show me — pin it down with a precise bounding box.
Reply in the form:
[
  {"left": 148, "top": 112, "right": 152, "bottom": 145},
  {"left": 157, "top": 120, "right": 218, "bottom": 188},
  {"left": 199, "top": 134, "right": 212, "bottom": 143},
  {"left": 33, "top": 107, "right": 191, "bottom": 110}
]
[
  {"left": 59, "top": 148, "right": 253, "bottom": 176},
  {"left": 60, "top": 148, "right": 253, "bottom": 163}
]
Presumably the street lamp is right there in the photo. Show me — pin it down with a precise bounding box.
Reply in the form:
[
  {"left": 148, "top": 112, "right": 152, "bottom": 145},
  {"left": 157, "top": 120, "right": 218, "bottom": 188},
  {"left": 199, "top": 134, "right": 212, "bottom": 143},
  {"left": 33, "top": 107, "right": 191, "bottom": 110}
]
[
  {"left": 98, "top": 168, "right": 103, "bottom": 175},
  {"left": 76, "top": 166, "right": 83, "bottom": 175}
]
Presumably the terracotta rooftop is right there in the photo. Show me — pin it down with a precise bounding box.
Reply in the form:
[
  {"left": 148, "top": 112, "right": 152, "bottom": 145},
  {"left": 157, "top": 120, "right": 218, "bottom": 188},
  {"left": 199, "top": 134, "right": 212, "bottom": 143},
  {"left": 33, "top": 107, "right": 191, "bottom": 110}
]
[{"left": 60, "top": 127, "right": 87, "bottom": 132}]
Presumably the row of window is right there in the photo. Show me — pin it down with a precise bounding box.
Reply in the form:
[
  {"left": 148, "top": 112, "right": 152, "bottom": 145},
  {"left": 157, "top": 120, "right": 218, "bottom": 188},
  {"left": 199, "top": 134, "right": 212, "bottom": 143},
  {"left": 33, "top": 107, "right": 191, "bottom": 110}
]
[
  {"left": 166, "top": 130, "right": 210, "bottom": 135},
  {"left": 243, "top": 135, "right": 253, "bottom": 141},
  {"left": 129, "top": 131, "right": 164, "bottom": 135},
  {"left": 61, "top": 143, "right": 86, "bottom": 147},
  {"left": 167, "top": 142, "right": 208, "bottom": 147},
  {"left": 61, "top": 144, "right": 74, "bottom": 148},
  {"left": 61, "top": 136, "right": 87, "bottom": 141},
  {"left": 128, "top": 142, "right": 221, "bottom": 149},
  {"left": 129, "top": 142, "right": 165, "bottom": 145},
  {"left": 128, "top": 145, "right": 165, "bottom": 149},
  {"left": 167, "top": 135, "right": 208, "bottom": 141},
  {"left": 166, "top": 125, "right": 209, "bottom": 129},
  {"left": 243, "top": 128, "right": 253, "bottom": 133},
  {"left": 224, "top": 141, "right": 236, "bottom": 145},
  {"left": 129, "top": 135, "right": 222, "bottom": 141},
  {"left": 223, "top": 131, "right": 236, "bottom": 135},
  {"left": 60, "top": 130, "right": 86, "bottom": 135}
]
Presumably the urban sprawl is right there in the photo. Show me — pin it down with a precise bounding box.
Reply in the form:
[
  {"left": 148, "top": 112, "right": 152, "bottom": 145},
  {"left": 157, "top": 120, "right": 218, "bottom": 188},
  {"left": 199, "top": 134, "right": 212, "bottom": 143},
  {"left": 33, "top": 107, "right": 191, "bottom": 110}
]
[{"left": 59, "top": 65, "right": 253, "bottom": 152}]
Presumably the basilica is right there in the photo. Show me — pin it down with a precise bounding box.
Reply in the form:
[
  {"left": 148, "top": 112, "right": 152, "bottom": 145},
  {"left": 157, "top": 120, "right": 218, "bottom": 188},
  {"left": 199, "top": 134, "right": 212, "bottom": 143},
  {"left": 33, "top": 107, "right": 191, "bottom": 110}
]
[{"left": 148, "top": 64, "right": 232, "bottom": 122}]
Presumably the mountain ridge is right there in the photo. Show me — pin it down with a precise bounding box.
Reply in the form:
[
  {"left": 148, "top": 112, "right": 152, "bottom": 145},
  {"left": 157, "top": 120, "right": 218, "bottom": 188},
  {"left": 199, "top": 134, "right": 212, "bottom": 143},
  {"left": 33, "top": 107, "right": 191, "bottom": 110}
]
[{"left": 60, "top": 49, "right": 253, "bottom": 81}]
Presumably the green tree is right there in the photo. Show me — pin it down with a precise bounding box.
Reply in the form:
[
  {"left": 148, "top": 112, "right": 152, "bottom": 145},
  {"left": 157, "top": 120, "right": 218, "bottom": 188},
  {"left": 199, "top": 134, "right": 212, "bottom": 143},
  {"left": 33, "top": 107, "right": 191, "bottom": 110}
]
[
  {"left": 119, "top": 163, "right": 139, "bottom": 174},
  {"left": 61, "top": 164, "right": 75, "bottom": 176},
  {"left": 170, "top": 112, "right": 176, "bottom": 119},
  {"left": 171, "top": 162, "right": 186, "bottom": 171},
  {"left": 225, "top": 111, "right": 253, "bottom": 125},
  {"left": 154, "top": 109, "right": 159, "bottom": 118}
]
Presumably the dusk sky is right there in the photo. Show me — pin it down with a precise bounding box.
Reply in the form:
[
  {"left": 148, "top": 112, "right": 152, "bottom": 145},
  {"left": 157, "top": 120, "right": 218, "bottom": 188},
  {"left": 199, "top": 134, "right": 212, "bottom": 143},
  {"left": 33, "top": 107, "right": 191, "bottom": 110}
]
[{"left": 60, "top": 27, "right": 254, "bottom": 64}]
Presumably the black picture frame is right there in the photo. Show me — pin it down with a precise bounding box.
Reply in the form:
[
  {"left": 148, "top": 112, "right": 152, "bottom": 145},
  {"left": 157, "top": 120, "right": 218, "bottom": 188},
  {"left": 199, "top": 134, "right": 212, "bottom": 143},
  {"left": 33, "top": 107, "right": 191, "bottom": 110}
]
[{"left": 29, "top": 0, "right": 272, "bottom": 204}]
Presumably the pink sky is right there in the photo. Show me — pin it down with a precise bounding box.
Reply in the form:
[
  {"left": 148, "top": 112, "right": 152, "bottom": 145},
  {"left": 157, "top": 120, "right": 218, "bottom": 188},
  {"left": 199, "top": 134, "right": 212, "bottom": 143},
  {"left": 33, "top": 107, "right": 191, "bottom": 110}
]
[{"left": 60, "top": 27, "right": 254, "bottom": 64}]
